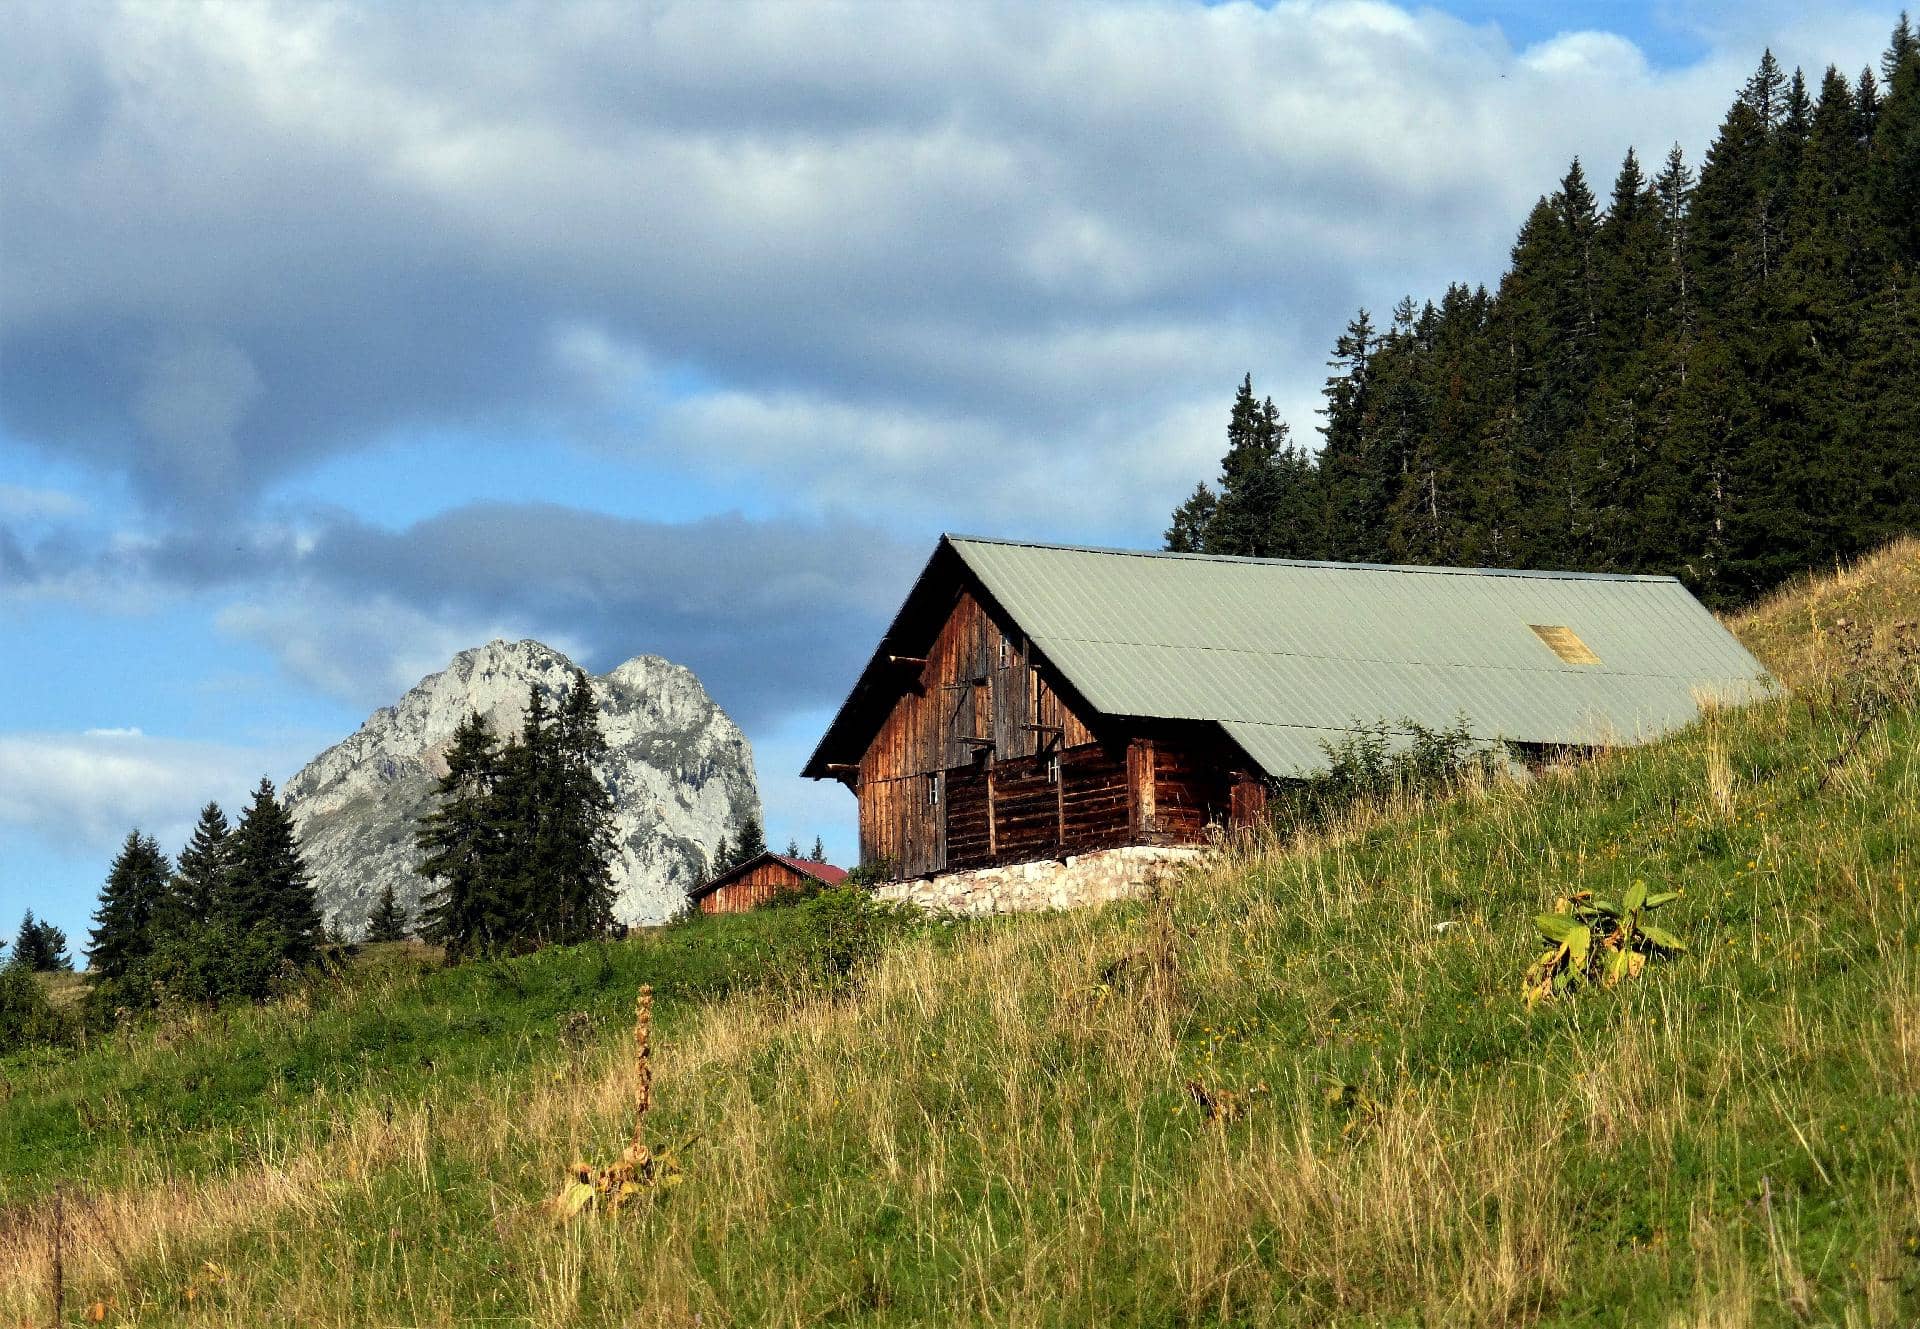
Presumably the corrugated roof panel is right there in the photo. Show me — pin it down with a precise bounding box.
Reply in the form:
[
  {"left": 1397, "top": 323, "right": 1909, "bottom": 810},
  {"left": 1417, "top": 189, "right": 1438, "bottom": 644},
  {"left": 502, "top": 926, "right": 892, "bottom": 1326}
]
[{"left": 951, "top": 536, "right": 1773, "bottom": 778}]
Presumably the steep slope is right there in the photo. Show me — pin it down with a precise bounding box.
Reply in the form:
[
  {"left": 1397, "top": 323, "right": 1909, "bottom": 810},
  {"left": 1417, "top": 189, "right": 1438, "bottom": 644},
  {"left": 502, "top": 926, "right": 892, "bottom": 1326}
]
[
  {"left": 1734, "top": 535, "right": 1920, "bottom": 690},
  {"left": 6, "top": 546, "right": 1919, "bottom": 1326},
  {"left": 282, "top": 639, "right": 760, "bottom": 931}
]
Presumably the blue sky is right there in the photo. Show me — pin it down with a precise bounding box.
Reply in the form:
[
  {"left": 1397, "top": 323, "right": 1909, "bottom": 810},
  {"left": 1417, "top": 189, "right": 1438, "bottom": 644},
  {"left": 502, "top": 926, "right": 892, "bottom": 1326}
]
[{"left": 1, "top": 0, "right": 1907, "bottom": 950}]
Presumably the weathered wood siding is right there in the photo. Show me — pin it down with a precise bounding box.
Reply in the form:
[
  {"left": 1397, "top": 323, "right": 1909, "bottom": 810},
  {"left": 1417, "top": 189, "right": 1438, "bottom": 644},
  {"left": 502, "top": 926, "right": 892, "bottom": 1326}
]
[
  {"left": 1135, "top": 730, "right": 1269, "bottom": 844},
  {"left": 857, "top": 587, "right": 1095, "bottom": 877},
  {"left": 944, "top": 741, "right": 1135, "bottom": 870},
  {"left": 851, "top": 583, "right": 1275, "bottom": 880},
  {"left": 697, "top": 860, "right": 810, "bottom": 914}
]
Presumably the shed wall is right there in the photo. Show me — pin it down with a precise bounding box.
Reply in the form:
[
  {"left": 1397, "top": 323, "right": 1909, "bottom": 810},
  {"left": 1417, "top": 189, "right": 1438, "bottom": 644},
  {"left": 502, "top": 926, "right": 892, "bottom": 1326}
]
[{"left": 697, "top": 861, "right": 810, "bottom": 914}]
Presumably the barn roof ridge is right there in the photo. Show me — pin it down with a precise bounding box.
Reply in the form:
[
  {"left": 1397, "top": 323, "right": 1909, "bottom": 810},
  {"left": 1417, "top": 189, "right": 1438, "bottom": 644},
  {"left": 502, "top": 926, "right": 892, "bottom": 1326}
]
[{"left": 942, "top": 533, "right": 1677, "bottom": 584}]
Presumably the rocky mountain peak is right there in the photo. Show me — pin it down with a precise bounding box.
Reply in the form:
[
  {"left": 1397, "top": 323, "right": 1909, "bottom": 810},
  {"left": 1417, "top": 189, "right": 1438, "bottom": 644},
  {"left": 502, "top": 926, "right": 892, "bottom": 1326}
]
[{"left": 283, "top": 639, "right": 760, "bottom": 934}]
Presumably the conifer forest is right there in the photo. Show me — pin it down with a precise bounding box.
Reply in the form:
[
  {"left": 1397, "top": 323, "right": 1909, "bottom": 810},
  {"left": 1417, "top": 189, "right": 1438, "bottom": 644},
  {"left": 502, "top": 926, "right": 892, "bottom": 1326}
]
[{"left": 1167, "top": 25, "right": 1920, "bottom": 606}]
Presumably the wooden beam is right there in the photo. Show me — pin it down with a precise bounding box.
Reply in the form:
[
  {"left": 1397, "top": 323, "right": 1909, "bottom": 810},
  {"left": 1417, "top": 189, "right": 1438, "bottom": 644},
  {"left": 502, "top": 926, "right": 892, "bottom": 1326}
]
[
  {"left": 986, "top": 759, "right": 998, "bottom": 859},
  {"left": 887, "top": 654, "right": 928, "bottom": 667}
]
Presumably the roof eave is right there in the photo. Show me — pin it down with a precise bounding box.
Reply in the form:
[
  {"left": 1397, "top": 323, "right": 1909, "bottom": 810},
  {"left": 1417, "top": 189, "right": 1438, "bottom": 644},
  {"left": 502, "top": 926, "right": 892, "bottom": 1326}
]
[{"left": 801, "top": 535, "right": 968, "bottom": 779}]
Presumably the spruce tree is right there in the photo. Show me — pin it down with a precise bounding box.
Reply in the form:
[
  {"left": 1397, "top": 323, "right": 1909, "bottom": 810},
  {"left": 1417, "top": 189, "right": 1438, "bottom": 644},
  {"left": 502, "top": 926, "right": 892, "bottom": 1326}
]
[
  {"left": 416, "top": 713, "right": 506, "bottom": 957},
  {"left": 1160, "top": 29, "right": 1920, "bottom": 609},
  {"left": 547, "top": 669, "right": 619, "bottom": 944},
  {"left": 710, "top": 834, "right": 732, "bottom": 877},
  {"left": 1163, "top": 483, "right": 1218, "bottom": 552},
  {"left": 1871, "top": 15, "right": 1920, "bottom": 261},
  {"left": 494, "top": 686, "right": 559, "bottom": 941},
  {"left": 365, "top": 883, "right": 409, "bottom": 943},
  {"left": 172, "top": 802, "right": 234, "bottom": 923},
  {"left": 88, "top": 831, "right": 172, "bottom": 979},
  {"left": 733, "top": 813, "right": 767, "bottom": 864},
  {"left": 1858, "top": 67, "right": 1882, "bottom": 138},
  {"left": 811, "top": 835, "right": 826, "bottom": 863},
  {"left": 1882, "top": 12, "right": 1916, "bottom": 86},
  {"left": 231, "top": 777, "right": 323, "bottom": 963},
  {"left": 14, "top": 910, "right": 74, "bottom": 972},
  {"left": 1317, "top": 310, "right": 1384, "bottom": 561},
  {"left": 1206, "top": 376, "right": 1290, "bottom": 558}
]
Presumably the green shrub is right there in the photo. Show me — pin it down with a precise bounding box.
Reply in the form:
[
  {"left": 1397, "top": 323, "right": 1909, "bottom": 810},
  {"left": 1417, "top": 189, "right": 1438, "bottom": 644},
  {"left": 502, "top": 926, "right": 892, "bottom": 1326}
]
[
  {"left": 85, "top": 920, "right": 292, "bottom": 1025},
  {"left": 0, "top": 961, "right": 77, "bottom": 1054},
  {"left": 789, "top": 886, "right": 921, "bottom": 984},
  {"left": 1267, "top": 717, "right": 1493, "bottom": 833}
]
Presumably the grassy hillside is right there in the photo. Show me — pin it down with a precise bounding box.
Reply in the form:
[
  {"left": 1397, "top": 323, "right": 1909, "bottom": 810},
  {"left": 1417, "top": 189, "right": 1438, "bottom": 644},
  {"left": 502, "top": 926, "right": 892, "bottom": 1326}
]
[{"left": 5, "top": 546, "right": 1920, "bottom": 1326}]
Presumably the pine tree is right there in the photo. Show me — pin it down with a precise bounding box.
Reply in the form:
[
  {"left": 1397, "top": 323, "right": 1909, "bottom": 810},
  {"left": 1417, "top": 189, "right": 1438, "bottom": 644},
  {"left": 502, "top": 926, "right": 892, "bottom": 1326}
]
[
  {"left": 13, "top": 910, "right": 74, "bottom": 972},
  {"left": 172, "top": 802, "right": 234, "bottom": 923},
  {"left": 416, "top": 713, "right": 506, "bottom": 957},
  {"left": 733, "top": 813, "right": 767, "bottom": 864},
  {"left": 365, "top": 883, "right": 409, "bottom": 943},
  {"left": 546, "top": 669, "right": 619, "bottom": 944},
  {"left": 1872, "top": 13, "right": 1920, "bottom": 261},
  {"left": 89, "top": 831, "right": 172, "bottom": 979},
  {"left": 811, "top": 835, "right": 826, "bottom": 863},
  {"left": 231, "top": 777, "right": 323, "bottom": 963},
  {"left": 1163, "top": 483, "right": 1217, "bottom": 552},
  {"left": 785, "top": 837, "right": 802, "bottom": 858},
  {"left": 1207, "top": 376, "right": 1287, "bottom": 557},
  {"left": 1882, "top": 11, "right": 1916, "bottom": 86},
  {"left": 710, "top": 835, "right": 732, "bottom": 877}
]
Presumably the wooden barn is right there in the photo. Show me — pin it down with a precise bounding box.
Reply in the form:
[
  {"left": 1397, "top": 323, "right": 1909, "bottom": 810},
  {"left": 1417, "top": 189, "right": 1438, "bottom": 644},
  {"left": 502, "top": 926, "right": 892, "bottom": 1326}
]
[
  {"left": 690, "top": 852, "right": 848, "bottom": 914},
  {"left": 804, "top": 536, "right": 1773, "bottom": 883}
]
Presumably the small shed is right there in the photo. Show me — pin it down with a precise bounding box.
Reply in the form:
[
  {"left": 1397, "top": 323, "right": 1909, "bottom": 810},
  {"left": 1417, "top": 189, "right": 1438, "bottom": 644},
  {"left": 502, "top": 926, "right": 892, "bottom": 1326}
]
[{"left": 690, "top": 853, "right": 849, "bottom": 914}]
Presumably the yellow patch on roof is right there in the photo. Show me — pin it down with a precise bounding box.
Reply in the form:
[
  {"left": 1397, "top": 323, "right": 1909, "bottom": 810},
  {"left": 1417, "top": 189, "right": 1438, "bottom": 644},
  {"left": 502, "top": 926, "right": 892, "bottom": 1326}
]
[{"left": 1530, "top": 624, "right": 1601, "bottom": 666}]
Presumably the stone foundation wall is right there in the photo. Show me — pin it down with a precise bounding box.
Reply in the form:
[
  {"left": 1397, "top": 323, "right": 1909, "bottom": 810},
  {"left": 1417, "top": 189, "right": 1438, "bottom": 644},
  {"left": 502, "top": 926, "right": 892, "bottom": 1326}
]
[{"left": 874, "top": 845, "right": 1207, "bottom": 917}]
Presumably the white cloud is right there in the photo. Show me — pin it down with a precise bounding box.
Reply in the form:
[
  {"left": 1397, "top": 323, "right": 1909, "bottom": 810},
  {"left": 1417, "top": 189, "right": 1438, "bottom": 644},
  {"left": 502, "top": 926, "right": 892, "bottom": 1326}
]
[
  {"left": 0, "top": 730, "right": 285, "bottom": 859},
  {"left": 216, "top": 588, "right": 583, "bottom": 712},
  {"left": 0, "top": 484, "right": 86, "bottom": 520}
]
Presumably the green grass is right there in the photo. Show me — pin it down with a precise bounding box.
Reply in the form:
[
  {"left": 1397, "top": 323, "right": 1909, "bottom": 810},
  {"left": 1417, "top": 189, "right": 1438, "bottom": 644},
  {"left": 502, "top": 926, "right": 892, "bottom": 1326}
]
[
  {"left": 6, "top": 545, "right": 1920, "bottom": 1326},
  {"left": 0, "top": 910, "right": 872, "bottom": 1204}
]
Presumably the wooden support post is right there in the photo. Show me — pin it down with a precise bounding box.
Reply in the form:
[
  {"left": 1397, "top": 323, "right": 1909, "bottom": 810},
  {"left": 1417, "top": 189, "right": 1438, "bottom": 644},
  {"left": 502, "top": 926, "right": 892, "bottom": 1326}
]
[
  {"left": 1139, "top": 738, "right": 1156, "bottom": 836},
  {"left": 1054, "top": 755, "right": 1066, "bottom": 851},
  {"left": 986, "top": 759, "right": 998, "bottom": 859}
]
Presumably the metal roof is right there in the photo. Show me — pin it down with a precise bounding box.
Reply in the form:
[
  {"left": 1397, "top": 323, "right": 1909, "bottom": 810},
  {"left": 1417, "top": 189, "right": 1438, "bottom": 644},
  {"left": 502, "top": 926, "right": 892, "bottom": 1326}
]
[{"left": 943, "top": 536, "right": 1774, "bottom": 778}]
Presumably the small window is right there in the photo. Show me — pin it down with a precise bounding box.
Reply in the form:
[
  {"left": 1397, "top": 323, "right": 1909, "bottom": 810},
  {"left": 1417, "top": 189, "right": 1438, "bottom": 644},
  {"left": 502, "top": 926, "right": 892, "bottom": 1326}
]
[
  {"left": 1530, "top": 624, "right": 1601, "bottom": 666},
  {"left": 998, "top": 636, "right": 1010, "bottom": 669},
  {"left": 1047, "top": 756, "right": 1061, "bottom": 784},
  {"left": 927, "top": 773, "right": 941, "bottom": 807}
]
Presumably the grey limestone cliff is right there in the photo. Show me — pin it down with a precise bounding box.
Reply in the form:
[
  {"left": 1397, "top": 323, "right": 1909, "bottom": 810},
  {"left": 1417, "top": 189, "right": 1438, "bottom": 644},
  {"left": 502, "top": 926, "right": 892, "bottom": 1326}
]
[{"left": 283, "top": 639, "right": 760, "bottom": 935}]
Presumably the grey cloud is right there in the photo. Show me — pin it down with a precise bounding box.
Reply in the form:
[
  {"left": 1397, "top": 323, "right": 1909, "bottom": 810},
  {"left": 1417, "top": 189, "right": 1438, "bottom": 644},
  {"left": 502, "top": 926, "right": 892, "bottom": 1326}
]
[
  {"left": 290, "top": 505, "right": 916, "bottom": 724},
  {"left": 5, "top": 501, "right": 920, "bottom": 728},
  {"left": 5, "top": 0, "right": 1853, "bottom": 522}
]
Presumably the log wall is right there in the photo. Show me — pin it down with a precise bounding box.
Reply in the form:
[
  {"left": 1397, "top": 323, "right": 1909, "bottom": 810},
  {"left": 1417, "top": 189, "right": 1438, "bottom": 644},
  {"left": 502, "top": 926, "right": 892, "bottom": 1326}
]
[
  {"left": 857, "top": 587, "right": 1095, "bottom": 877},
  {"left": 697, "top": 860, "right": 811, "bottom": 914}
]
